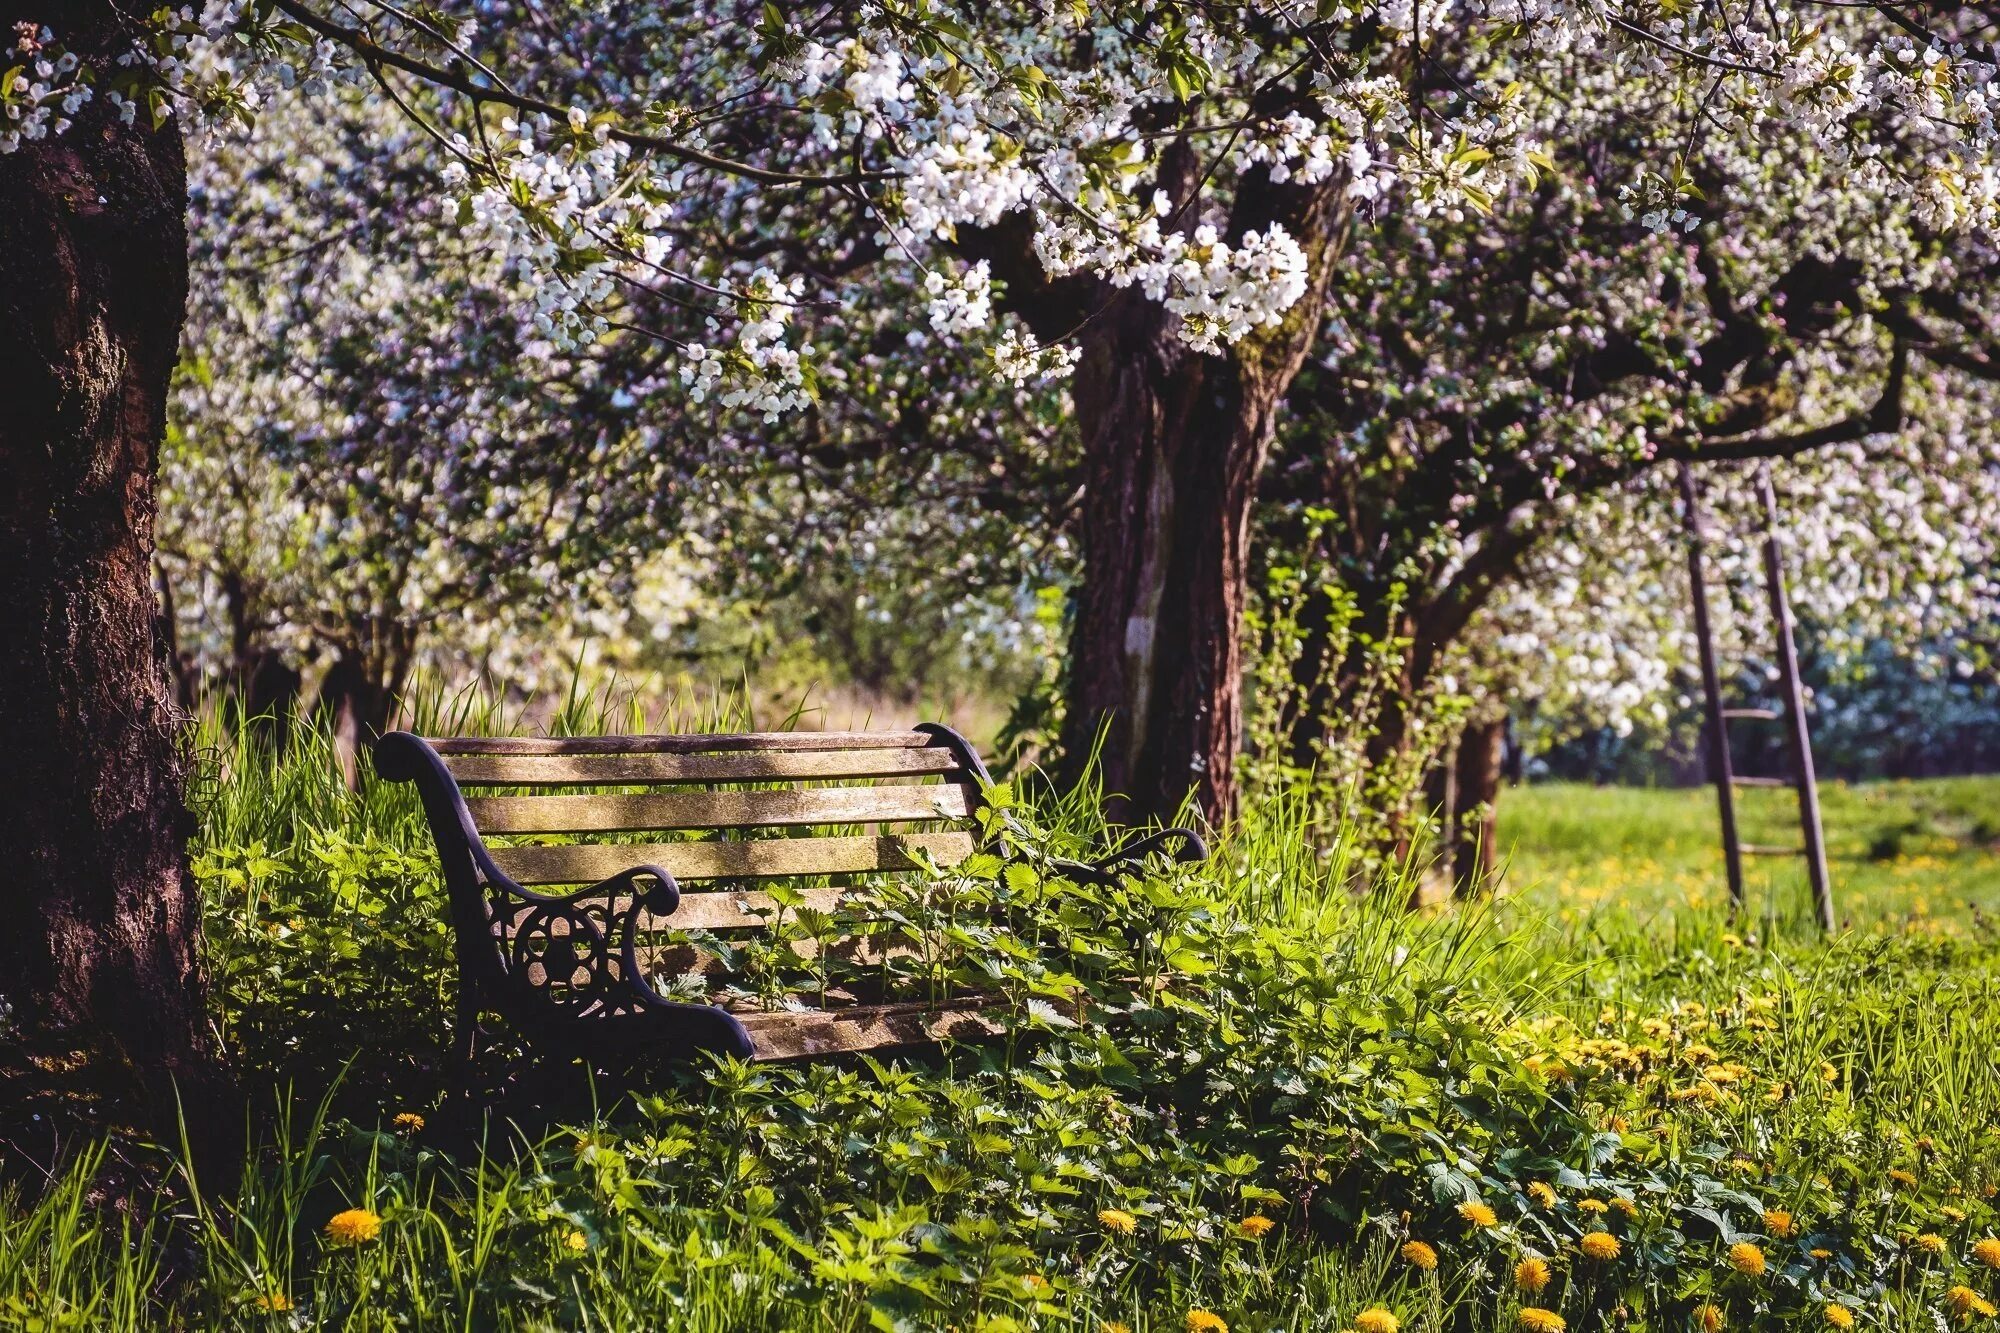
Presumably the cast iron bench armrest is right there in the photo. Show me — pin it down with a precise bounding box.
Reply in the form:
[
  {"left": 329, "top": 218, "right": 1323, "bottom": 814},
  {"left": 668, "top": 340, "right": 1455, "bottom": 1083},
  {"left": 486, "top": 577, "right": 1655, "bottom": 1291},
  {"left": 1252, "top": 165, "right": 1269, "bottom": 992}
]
[
  {"left": 1054, "top": 826, "right": 1210, "bottom": 885},
  {"left": 596, "top": 863, "right": 693, "bottom": 1009}
]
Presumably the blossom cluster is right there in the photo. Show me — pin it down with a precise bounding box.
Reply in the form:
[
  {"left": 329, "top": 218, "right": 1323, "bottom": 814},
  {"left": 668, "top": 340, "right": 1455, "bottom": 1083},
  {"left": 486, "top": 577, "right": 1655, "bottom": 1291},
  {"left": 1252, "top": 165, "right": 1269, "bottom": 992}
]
[{"left": 1, "top": 26, "right": 92, "bottom": 153}]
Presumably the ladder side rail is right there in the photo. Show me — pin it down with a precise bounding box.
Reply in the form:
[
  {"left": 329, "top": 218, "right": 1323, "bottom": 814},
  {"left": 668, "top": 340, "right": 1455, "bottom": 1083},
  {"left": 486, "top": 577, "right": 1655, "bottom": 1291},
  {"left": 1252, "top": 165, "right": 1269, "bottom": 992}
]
[
  {"left": 1679, "top": 462, "right": 1747, "bottom": 913},
  {"left": 1756, "top": 461, "right": 1837, "bottom": 932}
]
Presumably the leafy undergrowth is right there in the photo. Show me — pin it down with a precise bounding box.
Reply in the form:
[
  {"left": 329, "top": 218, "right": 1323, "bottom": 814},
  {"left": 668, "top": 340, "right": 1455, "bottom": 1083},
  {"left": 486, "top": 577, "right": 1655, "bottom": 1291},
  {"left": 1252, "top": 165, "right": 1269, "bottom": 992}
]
[{"left": 6, "top": 723, "right": 2000, "bottom": 1331}]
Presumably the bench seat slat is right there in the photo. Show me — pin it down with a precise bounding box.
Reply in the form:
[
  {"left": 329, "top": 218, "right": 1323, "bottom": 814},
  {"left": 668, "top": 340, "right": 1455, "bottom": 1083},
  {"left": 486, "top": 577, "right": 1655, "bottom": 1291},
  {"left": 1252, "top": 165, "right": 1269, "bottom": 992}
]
[
  {"left": 426, "top": 731, "right": 934, "bottom": 756},
  {"left": 446, "top": 749, "right": 965, "bottom": 786},
  {"left": 487, "top": 831, "right": 978, "bottom": 885},
  {"left": 734, "top": 998, "right": 1006, "bottom": 1060},
  {"left": 466, "top": 783, "right": 975, "bottom": 834}
]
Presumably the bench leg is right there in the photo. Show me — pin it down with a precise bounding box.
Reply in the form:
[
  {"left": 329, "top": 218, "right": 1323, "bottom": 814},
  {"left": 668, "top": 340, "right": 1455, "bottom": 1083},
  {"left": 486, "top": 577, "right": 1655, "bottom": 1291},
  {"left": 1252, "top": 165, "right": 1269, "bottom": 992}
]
[{"left": 449, "top": 985, "right": 482, "bottom": 1099}]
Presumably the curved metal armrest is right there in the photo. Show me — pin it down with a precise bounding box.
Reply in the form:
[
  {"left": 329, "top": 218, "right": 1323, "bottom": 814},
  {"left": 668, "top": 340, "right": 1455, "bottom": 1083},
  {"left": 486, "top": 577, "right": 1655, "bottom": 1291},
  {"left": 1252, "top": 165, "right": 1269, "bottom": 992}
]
[
  {"left": 604, "top": 865, "right": 686, "bottom": 1005},
  {"left": 1057, "top": 826, "right": 1210, "bottom": 885}
]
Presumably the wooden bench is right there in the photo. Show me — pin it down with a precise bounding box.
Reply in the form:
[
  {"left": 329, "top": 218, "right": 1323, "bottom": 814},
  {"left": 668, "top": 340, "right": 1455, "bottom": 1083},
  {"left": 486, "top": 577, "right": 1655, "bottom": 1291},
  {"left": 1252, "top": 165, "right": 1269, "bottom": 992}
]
[{"left": 375, "top": 725, "right": 1206, "bottom": 1070}]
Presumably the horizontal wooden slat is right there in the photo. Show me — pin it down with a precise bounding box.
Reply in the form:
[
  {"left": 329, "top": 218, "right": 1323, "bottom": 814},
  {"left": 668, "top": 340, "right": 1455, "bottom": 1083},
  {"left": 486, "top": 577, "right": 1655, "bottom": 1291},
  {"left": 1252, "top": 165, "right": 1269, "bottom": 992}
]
[
  {"left": 466, "top": 783, "right": 975, "bottom": 834},
  {"left": 426, "top": 731, "right": 935, "bottom": 756},
  {"left": 632, "top": 886, "right": 848, "bottom": 931},
  {"left": 736, "top": 998, "right": 1007, "bottom": 1060},
  {"left": 446, "top": 748, "right": 964, "bottom": 787},
  {"left": 487, "top": 831, "right": 979, "bottom": 885}
]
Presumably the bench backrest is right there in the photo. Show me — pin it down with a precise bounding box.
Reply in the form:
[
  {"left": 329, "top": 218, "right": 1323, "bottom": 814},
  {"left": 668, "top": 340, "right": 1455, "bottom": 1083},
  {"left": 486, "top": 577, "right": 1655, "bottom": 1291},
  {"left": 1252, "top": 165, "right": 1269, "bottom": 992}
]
[{"left": 376, "top": 726, "right": 994, "bottom": 1019}]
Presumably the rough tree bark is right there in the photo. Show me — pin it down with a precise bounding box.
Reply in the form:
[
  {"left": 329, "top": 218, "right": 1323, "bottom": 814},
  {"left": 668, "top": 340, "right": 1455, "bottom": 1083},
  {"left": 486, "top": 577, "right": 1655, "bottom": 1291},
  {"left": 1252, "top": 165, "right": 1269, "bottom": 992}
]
[
  {"left": 0, "top": 14, "right": 235, "bottom": 1161},
  {"left": 1053, "top": 170, "right": 1353, "bottom": 826}
]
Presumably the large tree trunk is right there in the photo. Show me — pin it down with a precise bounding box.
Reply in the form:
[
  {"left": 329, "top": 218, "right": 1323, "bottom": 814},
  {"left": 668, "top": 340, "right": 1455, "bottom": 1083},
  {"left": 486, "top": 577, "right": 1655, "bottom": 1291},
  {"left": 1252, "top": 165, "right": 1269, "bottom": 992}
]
[
  {"left": 1450, "top": 713, "right": 1507, "bottom": 897},
  {"left": 1056, "top": 172, "right": 1351, "bottom": 826},
  {"left": 1058, "top": 300, "right": 1261, "bottom": 824},
  {"left": 0, "top": 40, "right": 234, "bottom": 1160},
  {"left": 312, "top": 632, "right": 412, "bottom": 789}
]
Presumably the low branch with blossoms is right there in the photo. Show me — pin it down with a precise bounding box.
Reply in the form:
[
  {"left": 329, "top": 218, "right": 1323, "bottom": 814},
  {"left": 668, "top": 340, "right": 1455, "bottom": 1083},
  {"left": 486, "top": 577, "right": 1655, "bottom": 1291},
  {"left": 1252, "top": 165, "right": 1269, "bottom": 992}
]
[{"left": 9, "top": 0, "right": 2000, "bottom": 420}]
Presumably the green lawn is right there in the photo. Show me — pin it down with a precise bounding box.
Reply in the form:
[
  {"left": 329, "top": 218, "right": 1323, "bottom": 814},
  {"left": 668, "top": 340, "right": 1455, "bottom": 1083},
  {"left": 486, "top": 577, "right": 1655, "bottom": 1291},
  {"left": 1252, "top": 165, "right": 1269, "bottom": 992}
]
[
  {"left": 9, "top": 725, "right": 2000, "bottom": 1330},
  {"left": 1500, "top": 776, "right": 2000, "bottom": 936}
]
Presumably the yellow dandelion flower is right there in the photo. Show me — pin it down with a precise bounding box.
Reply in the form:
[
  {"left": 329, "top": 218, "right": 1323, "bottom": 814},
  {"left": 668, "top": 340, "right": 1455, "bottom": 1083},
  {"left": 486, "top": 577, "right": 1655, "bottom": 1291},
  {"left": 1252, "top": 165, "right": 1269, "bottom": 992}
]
[
  {"left": 1890, "top": 1168, "right": 1920, "bottom": 1188},
  {"left": 255, "top": 1293, "right": 293, "bottom": 1312},
  {"left": 1353, "top": 1309, "right": 1399, "bottom": 1333},
  {"left": 1610, "top": 1197, "right": 1638, "bottom": 1219},
  {"left": 1186, "top": 1311, "right": 1228, "bottom": 1333},
  {"left": 1948, "top": 1287, "right": 1983, "bottom": 1318},
  {"left": 1458, "top": 1201, "right": 1498, "bottom": 1228},
  {"left": 1098, "top": 1209, "right": 1138, "bottom": 1235},
  {"left": 1237, "top": 1215, "right": 1275, "bottom": 1239},
  {"left": 563, "top": 1229, "right": 588, "bottom": 1253},
  {"left": 1696, "top": 1302, "right": 1725, "bottom": 1331},
  {"left": 1579, "top": 1199, "right": 1610, "bottom": 1215},
  {"left": 1102, "top": 1323, "right": 1133, "bottom": 1333},
  {"left": 1529, "top": 1182, "right": 1559, "bottom": 1209},
  {"left": 1975, "top": 1238, "right": 2000, "bottom": 1269},
  {"left": 1824, "top": 1305, "right": 1855, "bottom": 1330},
  {"left": 1580, "top": 1232, "right": 1622, "bottom": 1262},
  {"left": 325, "top": 1208, "right": 381, "bottom": 1247},
  {"left": 1518, "top": 1307, "right": 1567, "bottom": 1333},
  {"left": 1763, "top": 1209, "right": 1796, "bottom": 1238},
  {"left": 1945, "top": 1207, "right": 1969, "bottom": 1223},
  {"left": 1726, "top": 1242, "right": 1766, "bottom": 1276},
  {"left": 1914, "top": 1233, "right": 1949, "bottom": 1257},
  {"left": 1400, "top": 1240, "right": 1438, "bottom": 1271},
  {"left": 1810, "top": 1249, "right": 1833, "bottom": 1260},
  {"left": 1514, "top": 1257, "right": 1552, "bottom": 1293},
  {"left": 391, "top": 1112, "right": 425, "bottom": 1135}
]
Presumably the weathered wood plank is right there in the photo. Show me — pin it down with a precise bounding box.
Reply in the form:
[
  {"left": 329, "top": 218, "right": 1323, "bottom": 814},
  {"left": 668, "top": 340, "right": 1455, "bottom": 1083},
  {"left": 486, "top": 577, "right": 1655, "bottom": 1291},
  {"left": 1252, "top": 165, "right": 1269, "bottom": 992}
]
[
  {"left": 487, "top": 831, "right": 979, "bottom": 885},
  {"left": 735, "top": 998, "right": 1007, "bottom": 1060},
  {"left": 426, "top": 731, "right": 935, "bottom": 756},
  {"left": 445, "top": 748, "right": 965, "bottom": 787},
  {"left": 630, "top": 886, "right": 849, "bottom": 931},
  {"left": 466, "top": 783, "right": 976, "bottom": 834}
]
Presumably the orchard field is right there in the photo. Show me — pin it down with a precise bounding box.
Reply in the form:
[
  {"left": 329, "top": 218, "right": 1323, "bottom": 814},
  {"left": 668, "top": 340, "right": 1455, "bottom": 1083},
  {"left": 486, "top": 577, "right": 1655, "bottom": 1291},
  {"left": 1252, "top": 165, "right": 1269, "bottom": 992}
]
[
  {"left": 4, "top": 716, "right": 1997, "bottom": 1332},
  {"left": 1502, "top": 778, "right": 2000, "bottom": 934}
]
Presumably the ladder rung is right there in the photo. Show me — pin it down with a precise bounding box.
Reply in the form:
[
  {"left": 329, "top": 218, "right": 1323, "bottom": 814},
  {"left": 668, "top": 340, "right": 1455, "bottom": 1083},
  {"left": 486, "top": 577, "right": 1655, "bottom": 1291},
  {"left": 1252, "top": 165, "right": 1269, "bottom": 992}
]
[
  {"left": 1722, "top": 708, "right": 1780, "bottom": 721},
  {"left": 1741, "top": 843, "right": 1801, "bottom": 856},
  {"left": 1729, "top": 776, "right": 1788, "bottom": 788}
]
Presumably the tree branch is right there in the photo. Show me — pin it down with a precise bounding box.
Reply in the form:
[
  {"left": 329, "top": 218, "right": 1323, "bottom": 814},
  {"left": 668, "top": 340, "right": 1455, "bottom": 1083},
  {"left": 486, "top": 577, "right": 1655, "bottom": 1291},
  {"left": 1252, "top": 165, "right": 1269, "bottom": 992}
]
[{"left": 270, "top": 0, "right": 889, "bottom": 187}]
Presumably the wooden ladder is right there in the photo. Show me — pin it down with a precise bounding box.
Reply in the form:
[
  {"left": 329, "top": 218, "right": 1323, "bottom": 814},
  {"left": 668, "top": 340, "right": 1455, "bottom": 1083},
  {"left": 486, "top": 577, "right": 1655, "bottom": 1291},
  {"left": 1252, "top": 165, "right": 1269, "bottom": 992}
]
[{"left": 1679, "top": 460, "right": 1837, "bottom": 932}]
